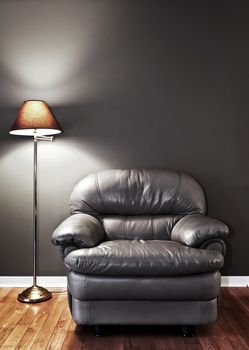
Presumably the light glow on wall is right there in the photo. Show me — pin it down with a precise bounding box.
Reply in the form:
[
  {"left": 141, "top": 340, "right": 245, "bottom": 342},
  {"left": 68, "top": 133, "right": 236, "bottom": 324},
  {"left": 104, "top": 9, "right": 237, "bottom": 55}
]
[
  {"left": 0, "top": 0, "right": 116, "bottom": 105},
  {"left": 0, "top": 139, "right": 109, "bottom": 196},
  {"left": 0, "top": 138, "right": 110, "bottom": 223}
]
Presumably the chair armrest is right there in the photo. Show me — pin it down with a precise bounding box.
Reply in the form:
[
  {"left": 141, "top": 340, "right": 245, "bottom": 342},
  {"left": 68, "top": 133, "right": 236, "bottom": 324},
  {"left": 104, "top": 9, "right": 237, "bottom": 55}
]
[
  {"left": 52, "top": 213, "right": 105, "bottom": 248},
  {"left": 199, "top": 238, "right": 226, "bottom": 256},
  {"left": 171, "top": 214, "right": 229, "bottom": 247}
]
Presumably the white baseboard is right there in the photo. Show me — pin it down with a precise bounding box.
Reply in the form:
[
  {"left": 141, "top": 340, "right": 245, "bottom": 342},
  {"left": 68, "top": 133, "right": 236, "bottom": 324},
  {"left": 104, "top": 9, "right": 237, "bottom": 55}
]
[
  {"left": 0, "top": 276, "right": 248, "bottom": 287},
  {"left": 0, "top": 276, "right": 67, "bottom": 287},
  {"left": 221, "top": 276, "right": 249, "bottom": 287}
]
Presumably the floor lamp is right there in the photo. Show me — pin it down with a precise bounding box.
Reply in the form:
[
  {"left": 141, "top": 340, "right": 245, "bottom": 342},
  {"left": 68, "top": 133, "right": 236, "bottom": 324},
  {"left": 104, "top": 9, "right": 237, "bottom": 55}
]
[{"left": 9, "top": 100, "right": 62, "bottom": 303}]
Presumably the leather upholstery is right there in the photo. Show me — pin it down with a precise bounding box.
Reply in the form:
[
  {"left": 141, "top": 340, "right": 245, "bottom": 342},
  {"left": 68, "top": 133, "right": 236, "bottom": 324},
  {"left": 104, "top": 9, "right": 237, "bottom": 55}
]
[
  {"left": 171, "top": 214, "right": 229, "bottom": 247},
  {"left": 67, "top": 270, "right": 221, "bottom": 301},
  {"left": 70, "top": 297, "right": 218, "bottom": 326},
  {"left": 52, "top": 213, "right": 105, "bottom": 248},
  {"left": 199, "top": 238, "right": 226, "bottom": 256},
  {"left": 70, "top": 169, "right": 206, "bottom": 217},
  {"left": 52, "top": 168, "right": 229, "bottom": 327},
  {"left": 64, "top": 239, "right": 224, "bottom": 275},
  {"left": 102, "top": 215, "right": 182, "bottom": 241}
]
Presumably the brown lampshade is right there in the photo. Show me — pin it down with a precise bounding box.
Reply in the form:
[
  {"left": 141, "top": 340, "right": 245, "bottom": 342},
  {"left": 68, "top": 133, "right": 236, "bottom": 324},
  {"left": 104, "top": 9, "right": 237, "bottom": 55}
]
[{"left": 9, "top": 100, "right": 62, "bottom": 136}]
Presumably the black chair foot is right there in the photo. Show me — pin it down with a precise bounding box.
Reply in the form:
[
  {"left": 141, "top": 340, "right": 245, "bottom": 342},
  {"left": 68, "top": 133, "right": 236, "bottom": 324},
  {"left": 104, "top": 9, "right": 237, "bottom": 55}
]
[
  {"left": 95, "top": 325, "right": 106, "bottom": 337},
  {"left": 181, "top": 325, "right": 196, "bottom": 337}
]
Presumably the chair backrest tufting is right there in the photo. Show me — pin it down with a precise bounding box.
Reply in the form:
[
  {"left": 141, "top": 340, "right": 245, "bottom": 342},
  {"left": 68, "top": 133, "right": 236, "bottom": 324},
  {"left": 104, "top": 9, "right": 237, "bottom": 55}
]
[{"left": 69, "top": 169, "right": 206, "bottom": 240}]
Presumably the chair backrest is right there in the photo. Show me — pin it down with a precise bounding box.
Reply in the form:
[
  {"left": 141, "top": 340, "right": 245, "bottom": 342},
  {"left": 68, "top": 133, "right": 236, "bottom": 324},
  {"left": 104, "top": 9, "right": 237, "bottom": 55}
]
[{"left": 70, "top": 169, "right": 206, "bottom": 240}]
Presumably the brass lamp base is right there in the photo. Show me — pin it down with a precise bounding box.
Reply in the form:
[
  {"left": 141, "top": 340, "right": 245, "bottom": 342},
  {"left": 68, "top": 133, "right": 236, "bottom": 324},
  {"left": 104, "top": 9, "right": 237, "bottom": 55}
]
[{"left": 18, "top": 285, "right": 52, "bottom": 303}]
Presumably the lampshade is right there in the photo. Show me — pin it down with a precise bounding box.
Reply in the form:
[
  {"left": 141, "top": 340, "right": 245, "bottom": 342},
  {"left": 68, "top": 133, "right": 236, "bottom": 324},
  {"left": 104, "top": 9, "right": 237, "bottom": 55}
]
[{"left": 9, "top": 100, "right": 62, "bottom": 136}]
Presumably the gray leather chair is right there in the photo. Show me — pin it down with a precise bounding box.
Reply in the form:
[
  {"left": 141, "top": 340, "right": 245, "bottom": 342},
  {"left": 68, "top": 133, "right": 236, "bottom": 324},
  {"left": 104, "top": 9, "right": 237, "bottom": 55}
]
[{"left": 52, "top": 169, "right": 229, "bottom": 336}]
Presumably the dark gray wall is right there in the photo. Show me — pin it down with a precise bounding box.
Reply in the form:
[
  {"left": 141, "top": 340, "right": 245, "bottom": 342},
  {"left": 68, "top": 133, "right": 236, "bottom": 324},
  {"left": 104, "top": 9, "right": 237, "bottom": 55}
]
[{"left": 0, "top": 0, "right": 248, "bottom": 276}]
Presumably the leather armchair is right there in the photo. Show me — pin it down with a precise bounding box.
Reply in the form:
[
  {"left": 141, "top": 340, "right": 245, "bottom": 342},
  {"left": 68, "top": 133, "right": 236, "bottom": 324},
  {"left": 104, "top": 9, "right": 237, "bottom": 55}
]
[{"left": 52, "top": 169, "right": 229, "bottom": 336}]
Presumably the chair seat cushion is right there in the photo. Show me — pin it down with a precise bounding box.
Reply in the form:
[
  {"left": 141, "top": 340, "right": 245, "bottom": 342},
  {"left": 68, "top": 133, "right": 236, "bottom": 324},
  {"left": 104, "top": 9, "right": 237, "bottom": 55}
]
[{"left": 64, "top": 240, "right": 224, "bottom": 276}]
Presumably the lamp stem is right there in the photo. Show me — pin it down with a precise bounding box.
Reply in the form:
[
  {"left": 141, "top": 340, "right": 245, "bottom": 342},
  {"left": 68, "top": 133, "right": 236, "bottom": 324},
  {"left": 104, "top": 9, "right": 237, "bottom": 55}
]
[
  {"left": 33, "top": 135, "right": 38, "bottom": 286},
  {"left": 17, "top": 134, "right": 52, "bottom": 303}
]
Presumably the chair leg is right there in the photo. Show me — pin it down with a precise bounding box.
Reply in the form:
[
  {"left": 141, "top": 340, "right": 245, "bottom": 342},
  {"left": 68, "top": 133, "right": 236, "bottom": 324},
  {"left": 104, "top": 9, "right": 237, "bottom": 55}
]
[
  {"left": 181, "top": 325, "right": 196, "bottom": 337},
  {"left": 95, "top": 325, "right": 106, "bottom": 337}
]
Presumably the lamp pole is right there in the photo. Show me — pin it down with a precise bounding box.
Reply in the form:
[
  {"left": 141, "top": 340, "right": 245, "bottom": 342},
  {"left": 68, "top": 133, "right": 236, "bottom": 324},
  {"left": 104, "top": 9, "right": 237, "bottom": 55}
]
[
  {"left": 32, "top": 133, "right": 52, "bottom": 287},
  {"left": 17, "top": 134, "right": 53, "bottom": 303},
  {"left": 33, "top": 133, "right": 38, "bottom": 287}
]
